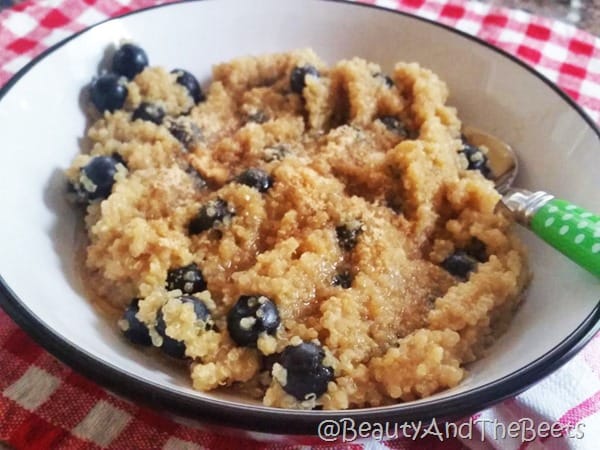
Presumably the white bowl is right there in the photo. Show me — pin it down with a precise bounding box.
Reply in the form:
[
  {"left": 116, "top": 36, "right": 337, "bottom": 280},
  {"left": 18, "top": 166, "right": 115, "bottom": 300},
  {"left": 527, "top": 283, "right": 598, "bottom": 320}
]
[{"left": 0, "top": 0, "right": 598, "bottom": 435}]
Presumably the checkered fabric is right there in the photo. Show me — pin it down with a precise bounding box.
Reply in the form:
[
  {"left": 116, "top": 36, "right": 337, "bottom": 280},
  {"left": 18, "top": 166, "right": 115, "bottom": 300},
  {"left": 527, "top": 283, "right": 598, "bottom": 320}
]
[{"left": 0, "top": 1, "right": 599, "bottom": 449}]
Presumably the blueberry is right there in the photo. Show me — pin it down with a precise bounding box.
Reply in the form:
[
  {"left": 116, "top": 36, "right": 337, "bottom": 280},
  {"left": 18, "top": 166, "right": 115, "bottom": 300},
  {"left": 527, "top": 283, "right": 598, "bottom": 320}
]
[
  {"left": 441, "top": 251, "right": 478, "bottom": 279},
  {"left": 172, "top": 69, "right": 205, "bottom": 103},
  {"left": 374, "top": 72, "right": 394, "bottom": 87},
  {"left": 166, "top": 117, "right": 203, "bottom": 150},
  {"left": 278, "top": 342, "right": 333, "bottom": 400},
  {"left": 465, "top": 238, "right": 488, "bottom": 262},
  {"left": 132, "top": 102, "right": 164, "bottom": 124},
  {"left": 332, "top": 270, "right": 352, "bottom": 289},
  {"left": 119, "top": 299, "right": 151, "bottom": 346},
  {"left": 280, "top": 342, "right": 324, "bottom": 372},
  {"left": 286, "top": 366, "right": 333, "bottom": 401},
  {"left": 166, "top": 263, "right": 206, "bottom": 294},
  {"left": 112, "top": 43, "right": 148, "bottom": 79},
  {"left": 112, "top": 153, "right": 127, "bottom": 166},
  {"left": 236, "top": 168, "right": 273, "bottom": 193},
  {"left": 188, "top": 198, "right": 234, "bottom": 235},
  {"left": 156, "top": 310, "right": 186, "bottom": 358},
  {"left": 290, "top": 65, "right": 320, "bottom": 94},
  {"left": 77, "top": 155, "right": 122, "bottom": 201},
  {"left": 90, "top": 73, "right": 128, "bottom": 112},
  {"left": 156, "top": 295, "right": 214, "bottom": 359},
  {"left": 187, "top": 295, "right": 213, "bottom": 324},
  {"left": 336, "top": 220, "right": 363, "bottom": 251},
  {"left": 378, "top": 116, "right": 408, "bottom": 137},
  {"left": 262, "top": 352, "right": 281, "bottom": 373},
  {"left": 460, "top": 142, "right": 491, "bottom": 178},
  {"left": 263, "top": 144, "right": 290, "bottom": 162},
  {"left": 246, "top": 110, "right": 269, "bottom": 124},
  {"left": 227, "top": 295, "right": 280, "bottom": 347}
]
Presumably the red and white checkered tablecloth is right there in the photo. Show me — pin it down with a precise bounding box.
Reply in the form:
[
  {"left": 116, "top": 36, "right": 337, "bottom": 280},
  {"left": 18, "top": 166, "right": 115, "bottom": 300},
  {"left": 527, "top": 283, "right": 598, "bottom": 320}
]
[{"left": 0, "top": 0, "right": 599, "bottom": 449}]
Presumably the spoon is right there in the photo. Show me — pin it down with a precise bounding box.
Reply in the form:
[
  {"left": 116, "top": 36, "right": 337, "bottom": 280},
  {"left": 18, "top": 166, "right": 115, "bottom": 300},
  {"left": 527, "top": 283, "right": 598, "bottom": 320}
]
[{"left": 462, "top": 125, "right": 600, "bottom": 278}]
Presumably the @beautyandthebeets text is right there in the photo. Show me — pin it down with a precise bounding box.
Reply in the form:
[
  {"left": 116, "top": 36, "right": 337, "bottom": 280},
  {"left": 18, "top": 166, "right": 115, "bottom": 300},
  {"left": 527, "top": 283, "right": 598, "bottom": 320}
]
[{"left": 317, "top": 417, "right": 585, "bottom": 443}]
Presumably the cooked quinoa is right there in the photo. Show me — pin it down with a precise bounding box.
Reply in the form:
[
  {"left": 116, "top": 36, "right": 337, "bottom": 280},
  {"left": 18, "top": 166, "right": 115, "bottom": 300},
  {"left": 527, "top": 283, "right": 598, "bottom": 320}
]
[{"left": 66, "top": 48, "right": 530, "bottom": 410}]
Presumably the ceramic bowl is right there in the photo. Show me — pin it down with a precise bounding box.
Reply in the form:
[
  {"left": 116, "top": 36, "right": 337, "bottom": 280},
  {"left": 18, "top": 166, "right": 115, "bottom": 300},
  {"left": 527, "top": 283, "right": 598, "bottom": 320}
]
[{"left": 0, "top": 0, "right": 598, "bottom": 436}]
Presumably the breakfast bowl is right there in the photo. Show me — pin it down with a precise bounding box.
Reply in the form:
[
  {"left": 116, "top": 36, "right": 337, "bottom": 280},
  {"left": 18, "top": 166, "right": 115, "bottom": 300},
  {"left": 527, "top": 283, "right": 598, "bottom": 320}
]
[{"left": 0, "top": 0, "right": 599, "bottom": 436}]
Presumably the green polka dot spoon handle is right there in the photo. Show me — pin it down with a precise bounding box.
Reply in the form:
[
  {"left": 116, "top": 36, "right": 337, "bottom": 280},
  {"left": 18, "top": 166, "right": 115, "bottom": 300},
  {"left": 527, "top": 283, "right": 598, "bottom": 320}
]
[
  {"left": 463, "top": 126, "right": 600, "bottom": 278},
  {"left": 502, "top": 189, "right": 600, "bottom": 277}
]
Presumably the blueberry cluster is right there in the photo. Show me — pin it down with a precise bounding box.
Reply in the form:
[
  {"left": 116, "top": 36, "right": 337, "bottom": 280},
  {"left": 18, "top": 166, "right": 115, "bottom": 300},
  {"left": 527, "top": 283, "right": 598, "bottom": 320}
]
[
  {"left": 121, "top": 263, "right": 213, "bottom": 359},
  {"left": 187, "top": 168, "right": 274, "bottom": 235},
  {"left": 119, "top": 264, "right": 334, "bottom": 401},
  {"left": 118, "top": 256, "right": 333, "bottom": 403},
  {"left": 100, "top": 53, "right": 340, "bottom": 405},
  {"left": 89, "top": 44, "right": 205, "bottom": 116},
  {"left": 70, "top": 44, "right": 208, "bottom": 205},
  {"left": 90, "top": 43, "right": 148, "bottom": 113}
]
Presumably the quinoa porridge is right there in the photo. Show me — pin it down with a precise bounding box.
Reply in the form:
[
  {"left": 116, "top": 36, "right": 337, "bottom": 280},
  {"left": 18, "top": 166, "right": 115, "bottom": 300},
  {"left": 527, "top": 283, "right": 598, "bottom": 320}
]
[{"left": 65, "top": 46, "right": 530, "bottom": 410}]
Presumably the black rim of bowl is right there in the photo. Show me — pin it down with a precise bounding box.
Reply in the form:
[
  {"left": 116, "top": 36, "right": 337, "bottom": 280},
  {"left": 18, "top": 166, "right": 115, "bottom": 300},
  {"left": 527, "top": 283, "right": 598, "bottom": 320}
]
[{"left": 0, "top": 0, "right": 599, "bottom": 436}]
